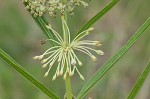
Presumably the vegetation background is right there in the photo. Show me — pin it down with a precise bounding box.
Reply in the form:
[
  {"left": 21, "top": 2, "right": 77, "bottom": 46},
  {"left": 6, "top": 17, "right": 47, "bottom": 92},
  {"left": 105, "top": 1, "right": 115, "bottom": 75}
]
[{"left": 0, "top": 0, "right": 150, "bottom": 99}]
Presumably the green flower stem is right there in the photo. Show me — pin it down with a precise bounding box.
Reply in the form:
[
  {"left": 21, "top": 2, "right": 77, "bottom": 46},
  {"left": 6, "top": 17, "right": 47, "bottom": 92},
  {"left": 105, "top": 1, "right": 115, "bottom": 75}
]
[
  {"left": 65, "top": 73, "right": 73, "bottom": 99},
  {"left": 62, "top": 0, "right": 72, "bottom": 98}
]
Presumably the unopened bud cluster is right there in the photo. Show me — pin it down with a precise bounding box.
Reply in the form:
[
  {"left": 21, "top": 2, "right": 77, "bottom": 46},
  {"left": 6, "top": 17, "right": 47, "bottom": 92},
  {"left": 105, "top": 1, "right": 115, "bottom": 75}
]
[{"left": 23, "top": 0, "right": 88, "bottom": 17}]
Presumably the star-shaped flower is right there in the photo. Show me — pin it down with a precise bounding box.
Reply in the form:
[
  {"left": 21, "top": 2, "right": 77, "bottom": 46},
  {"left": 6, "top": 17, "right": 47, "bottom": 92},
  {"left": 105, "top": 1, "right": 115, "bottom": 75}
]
[{"left": 33, "top": 16, "right": 104, "bottom": 80}]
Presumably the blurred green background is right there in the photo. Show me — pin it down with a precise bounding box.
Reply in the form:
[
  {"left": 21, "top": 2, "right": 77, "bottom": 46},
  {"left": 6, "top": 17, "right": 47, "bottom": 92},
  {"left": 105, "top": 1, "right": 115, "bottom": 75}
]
[{"left": 0, "top": 0, "right": 150, "bottom": 99}]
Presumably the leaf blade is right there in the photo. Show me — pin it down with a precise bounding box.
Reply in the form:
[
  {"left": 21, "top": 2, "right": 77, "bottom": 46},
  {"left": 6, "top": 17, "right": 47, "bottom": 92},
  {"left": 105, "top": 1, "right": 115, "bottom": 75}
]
[
  {"left": 127, "top": 62, "right": 150, "bottom": 99},
  {"left": 76, "top": 17, "right": 150, "bottom": 99},
  {"left": 0, "top": 48, "right": 59, "bottom": 99},
  {"left": 77, "top": 0, "right": 120, "bottom": 34},
  {"left": 35, "top": 16, "right": 55, "bottom": 39}
]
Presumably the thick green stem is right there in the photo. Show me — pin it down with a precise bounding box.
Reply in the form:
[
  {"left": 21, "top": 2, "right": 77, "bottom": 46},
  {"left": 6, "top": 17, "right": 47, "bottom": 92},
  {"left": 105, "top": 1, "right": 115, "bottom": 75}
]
[{"left": 65, "top": 73, "right": 73, "bottom": 99}]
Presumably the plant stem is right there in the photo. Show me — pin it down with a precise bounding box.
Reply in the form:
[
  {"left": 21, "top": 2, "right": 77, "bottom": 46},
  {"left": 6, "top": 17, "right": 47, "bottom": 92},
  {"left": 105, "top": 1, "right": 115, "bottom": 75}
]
[
  {"left": 65, "top": 73, "right": 72, "bottom": 99},
  {"left": 62, "top": 1, "right": 72, "bottom": 98}
]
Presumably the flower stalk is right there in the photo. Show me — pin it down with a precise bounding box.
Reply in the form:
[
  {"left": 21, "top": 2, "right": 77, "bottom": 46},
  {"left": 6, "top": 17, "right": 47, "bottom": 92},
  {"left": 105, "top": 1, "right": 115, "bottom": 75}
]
[
  {"left": 65, "top": 73, "right": 73, "bottom": 99},
  {"left": 62, "top": 1, "right": 73, "bottom": 98}
]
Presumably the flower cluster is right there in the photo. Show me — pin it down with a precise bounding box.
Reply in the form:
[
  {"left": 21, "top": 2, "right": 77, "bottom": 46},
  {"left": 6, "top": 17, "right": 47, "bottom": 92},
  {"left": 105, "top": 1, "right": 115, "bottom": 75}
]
[
  {"left": 23, "top": 0, "right": 88, "bottom": 17},
  {"left": 33, "top": 17, "right": 104, "bottom": 80}
]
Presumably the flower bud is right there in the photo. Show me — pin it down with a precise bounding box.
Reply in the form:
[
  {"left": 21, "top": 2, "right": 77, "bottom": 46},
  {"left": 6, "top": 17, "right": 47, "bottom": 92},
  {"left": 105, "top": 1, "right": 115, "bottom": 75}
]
[
  {"left": 38, "top": 55, "right": 44, "bottom": 60},
  {"left": 42, "top": 63, "right": 48, "bottom": 68},
  {"left": 60, "top": 69, "right": 63, "bottom": 75},
  {"left": 41, "top": 59, "right": 48, "bottom": 64},
  {"left": 33, "top": 56, "right": 39, "bottom": 60},
  {"left": 44, "top": 72, "right": 49, "bottom": 77},
  {"left": 80, "top": 75, "right": 85, "bottom": 80},
  {"left": 45, "top": 24, "right": 52, "bottom": 29},
  {"left": 63, "top": 73, "right": 67, "bottom": 80},
  {"left": 52, "top": 74, "right": 56, "bottom": 81},
  {"left": 69, "top": 72, "right": 73, "bottom": 77},
  {"left": 78, "top": 61, "right": 83, "bottom": 66},
  {"left": 89, "top": 27, "right": 94, "bottom": 31},
  {"left": 91, "top": 55, "right": 97, "bottom": 62},
  {"left": 56, "top": 71, "right": 60, "bottom": 76},
  {"left": 96, "top": 50, "right": 104, "bottom": 55}
]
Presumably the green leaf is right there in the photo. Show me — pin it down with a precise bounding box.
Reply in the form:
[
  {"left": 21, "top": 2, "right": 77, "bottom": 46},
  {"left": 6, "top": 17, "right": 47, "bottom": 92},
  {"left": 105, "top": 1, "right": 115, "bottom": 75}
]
[
  {"left": 77, "top": 0, "right": 120, "bottom": 34},
  {"left": 127, "top": 62, "right": 150, "bottom": 99},
  {"left": 34, "top": 16, "right": 55, "bottom": 40},
  {"left": 0, "top": 48, "right": 59, "bottom": 99},
  {"left": 76, "top": 17, "right": 150, "bottom": 99}
]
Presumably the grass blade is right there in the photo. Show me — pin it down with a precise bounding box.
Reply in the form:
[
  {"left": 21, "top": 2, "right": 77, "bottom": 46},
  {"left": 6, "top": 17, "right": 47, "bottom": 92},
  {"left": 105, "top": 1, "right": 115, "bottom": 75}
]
[
  {"left": 77, "top": 0, "right": 120, "bottom": 34},
  {"left": 0, "top": 48, "right": 59, "bottom": 99},
  {"left": 76, "top": 17, "right": 150, "bottom": 99},
  {"left": 127, "top": 62, "right": 150, "bottom": 99}
]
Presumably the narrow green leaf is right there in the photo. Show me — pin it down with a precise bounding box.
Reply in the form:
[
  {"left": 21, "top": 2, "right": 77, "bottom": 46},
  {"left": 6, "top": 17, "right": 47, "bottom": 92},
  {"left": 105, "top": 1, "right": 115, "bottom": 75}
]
[
  {"left": 127, "top": 62, "right": 150, "bottom": 99},
  {"left": 77, "top": 0, "right": 120, "bottom": 34},
  {"left": 23, "top": 1, "right": 55, "bottom": 42},
  {"left": 0, "top": 48, "right": 59, "bottom": 99},
  {"left": 34, "top": 16, "right": 55, "bottom": 40},
  {"left": 77, "top": 17, "right": 150, "bottom": 99}
]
